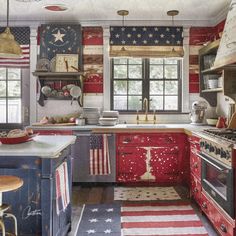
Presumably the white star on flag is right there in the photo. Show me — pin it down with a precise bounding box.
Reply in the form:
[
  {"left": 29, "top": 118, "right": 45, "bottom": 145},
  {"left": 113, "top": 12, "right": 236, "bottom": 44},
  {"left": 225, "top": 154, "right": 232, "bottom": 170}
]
[
  {"left": 52, "top": 30, "right": 65, "bottom": 42},
  {"left": 160, "top": 34, "right": 165, "bottom": 38},
  {"left": 115, "top": 34, "right": 120, "bottom": 38},
  {"left": 91, "top": 208, "right": 98, "bottom": 212},
  {"left": 86, "top": 229, "right": 96, "bottom": 234},
  {"left": 104, "top": 229, "right": 112, "bottom": 234},
  {"left": 105, "top": 218, "right": 112, "bottom": 222},
  {"left": 89, "top": 219, "right": 98, "bottom": 223},
  {"left": 106, "top": 208, "right": 114, "bottom": 212}
]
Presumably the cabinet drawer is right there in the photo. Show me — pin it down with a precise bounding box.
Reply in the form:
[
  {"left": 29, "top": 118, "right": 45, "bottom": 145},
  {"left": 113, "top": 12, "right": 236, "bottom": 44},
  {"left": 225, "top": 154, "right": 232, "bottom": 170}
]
[
  {"left": 201, "top": 191, "right": 235, "bottom": 236},
  {"left": 117, "top": 133, "right": 180, "bottom": 146},
  {"left": 190, "top": 174, "right": 201, "bottom": 205},
  {"left": 190, "top": 149, "right": 201, "bottom": 180}
]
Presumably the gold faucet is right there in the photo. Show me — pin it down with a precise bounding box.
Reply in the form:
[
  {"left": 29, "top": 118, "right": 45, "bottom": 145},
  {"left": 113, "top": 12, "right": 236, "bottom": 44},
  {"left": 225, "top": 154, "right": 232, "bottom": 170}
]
[
  {"left": 143, "top": 97, "right": 148, "bottom": 121},
  {"left": 136, "top": 98, "right": 156, "bottom": 124}
]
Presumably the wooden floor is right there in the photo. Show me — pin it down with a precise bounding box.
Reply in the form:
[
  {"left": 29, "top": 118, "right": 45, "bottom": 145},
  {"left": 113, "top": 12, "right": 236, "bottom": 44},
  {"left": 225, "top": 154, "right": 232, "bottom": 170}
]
[{"left": 69, "top": 184, "right": 218, "bottom": 236}]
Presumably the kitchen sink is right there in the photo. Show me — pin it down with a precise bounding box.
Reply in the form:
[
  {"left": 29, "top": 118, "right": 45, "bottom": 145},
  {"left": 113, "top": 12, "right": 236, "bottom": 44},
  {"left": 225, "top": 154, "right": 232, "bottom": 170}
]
[{"left": 126, "top": 124, "right": 167, "bottom": 128}]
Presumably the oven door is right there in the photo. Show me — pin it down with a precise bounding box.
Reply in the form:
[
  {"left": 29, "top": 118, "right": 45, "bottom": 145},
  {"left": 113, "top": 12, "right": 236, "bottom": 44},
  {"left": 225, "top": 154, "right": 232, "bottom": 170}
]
[{"left": 199, "top": 152, "right": 234, "bottom": 217}]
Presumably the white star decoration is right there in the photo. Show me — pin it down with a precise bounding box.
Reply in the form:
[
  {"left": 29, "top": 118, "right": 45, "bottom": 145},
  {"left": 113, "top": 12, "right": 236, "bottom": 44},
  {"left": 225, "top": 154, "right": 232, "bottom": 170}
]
[
  {"left": 86, "top": 229, "right": 96, "bottom": 234},
  {"left": 115, "top": 34, "right": 120, "bottom": 38},
  {"left": 160, "top": 34, "right": 165, "bottom": 38},
  {"left": 91, "top": 208, "right": 98, "bottom": 212},
  {"left": 89, "top": 218, "right": 98, "bottom": 223},
  {"left": 105, "top": 218, "right": 112, "bottom": 222},
  {"left": 104, "top": 229, "right": 112, "bottom": 234},
  {"left": 106, "top": 208, "right": 114, "bottom": 212},
  {"left": 52, "top": 30, "right": 65, "bottom": 42},
  {"left": 132, "top": 27, "right": 136, "bottom": 31},
  {"left": 133, "top": 40, "right": 137, "bottom": 44}
]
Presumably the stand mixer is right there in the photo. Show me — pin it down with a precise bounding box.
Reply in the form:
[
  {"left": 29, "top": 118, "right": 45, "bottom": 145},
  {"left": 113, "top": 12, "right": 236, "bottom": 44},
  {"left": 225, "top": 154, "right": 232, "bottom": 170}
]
[{"left": 189, "top": 101, "right": 207, "bottom": 125}]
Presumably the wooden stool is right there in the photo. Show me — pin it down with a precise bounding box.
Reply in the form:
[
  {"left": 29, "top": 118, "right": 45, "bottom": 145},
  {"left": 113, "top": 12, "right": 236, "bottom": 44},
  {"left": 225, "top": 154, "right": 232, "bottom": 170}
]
[{"left": 0, "top": 176, "right": 23, "bottom": 236}]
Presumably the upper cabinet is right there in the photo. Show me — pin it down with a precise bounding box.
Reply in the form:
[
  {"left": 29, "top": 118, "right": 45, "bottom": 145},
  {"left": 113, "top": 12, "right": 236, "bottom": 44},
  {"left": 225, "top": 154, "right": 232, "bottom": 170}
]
[{"left": 199, "top": 40, "right": 236, "bottom": 106}]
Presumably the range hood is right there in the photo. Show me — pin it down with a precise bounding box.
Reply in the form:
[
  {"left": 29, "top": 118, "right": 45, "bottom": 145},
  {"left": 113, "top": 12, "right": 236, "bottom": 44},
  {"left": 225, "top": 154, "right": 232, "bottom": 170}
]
[{"left": 213, "top": 0, "right": 236, "bottom": 69}]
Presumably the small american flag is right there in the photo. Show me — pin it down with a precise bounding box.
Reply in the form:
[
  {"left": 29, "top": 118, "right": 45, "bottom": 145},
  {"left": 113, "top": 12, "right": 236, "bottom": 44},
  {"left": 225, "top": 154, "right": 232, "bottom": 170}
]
[
  {"left": 0, "top": 27, "right": 30, "bottom": 68},
  {"left": 89, "top": 134, "right": 111, "bottom": 175}
]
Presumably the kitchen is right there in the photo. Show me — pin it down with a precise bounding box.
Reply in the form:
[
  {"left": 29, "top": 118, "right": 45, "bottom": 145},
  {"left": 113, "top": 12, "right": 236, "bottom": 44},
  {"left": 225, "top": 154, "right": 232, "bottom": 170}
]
[{"left": 0, "top": 0, "right": 236, "bottom": 235}]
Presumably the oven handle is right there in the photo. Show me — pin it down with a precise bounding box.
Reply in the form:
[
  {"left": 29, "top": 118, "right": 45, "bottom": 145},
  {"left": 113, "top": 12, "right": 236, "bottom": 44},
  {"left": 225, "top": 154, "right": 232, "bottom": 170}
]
[{"left": 197, "top": 153, "right": 226, "bottom": 171}]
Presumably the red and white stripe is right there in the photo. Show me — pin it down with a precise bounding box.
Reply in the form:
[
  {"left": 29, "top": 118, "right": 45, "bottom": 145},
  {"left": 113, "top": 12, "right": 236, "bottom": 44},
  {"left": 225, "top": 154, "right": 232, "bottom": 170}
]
[
  {"left": 0, "top": 44, "right": 30, "bottom": 68},
  {"left": 121, "top": 202, "right": 208, "bottom": 236},
  {"left": 89, "top": 134, "right": 111, "bottom": 175}
]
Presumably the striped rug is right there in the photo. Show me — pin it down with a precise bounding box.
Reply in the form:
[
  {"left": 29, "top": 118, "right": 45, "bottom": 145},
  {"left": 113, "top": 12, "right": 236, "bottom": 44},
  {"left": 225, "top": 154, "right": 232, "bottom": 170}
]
[
  {"left": 75, "top": 202, "right": 208, "bottom": 235},
  {"left": 121, "top": 202, "right": 208, "bottom": 236}
]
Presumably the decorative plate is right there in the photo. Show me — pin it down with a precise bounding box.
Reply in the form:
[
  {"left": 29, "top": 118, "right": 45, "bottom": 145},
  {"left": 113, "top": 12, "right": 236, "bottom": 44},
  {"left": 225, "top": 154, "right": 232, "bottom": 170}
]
[
  {"left": 0, "top": 134, "right": 36, "bottom": 144},
  {"left": 36, "top": 58, "right": 50, "bottom": 72}
]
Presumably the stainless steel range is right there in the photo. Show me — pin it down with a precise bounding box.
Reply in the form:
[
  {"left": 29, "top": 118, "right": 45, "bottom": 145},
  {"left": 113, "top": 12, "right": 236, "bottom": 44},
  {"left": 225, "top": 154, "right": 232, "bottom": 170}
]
[{"left": 198, "top": 129, "right": 235, "bottom": 218}]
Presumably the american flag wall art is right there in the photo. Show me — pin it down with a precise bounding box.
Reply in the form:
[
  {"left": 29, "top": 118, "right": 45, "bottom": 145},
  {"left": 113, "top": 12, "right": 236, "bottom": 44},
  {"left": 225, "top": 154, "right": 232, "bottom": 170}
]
[
  {"left": 89, "top": 134, "right": 111, "bottom": 175},
  {"left": 0, "top": 27, "right": 30, "bottom": 68}
]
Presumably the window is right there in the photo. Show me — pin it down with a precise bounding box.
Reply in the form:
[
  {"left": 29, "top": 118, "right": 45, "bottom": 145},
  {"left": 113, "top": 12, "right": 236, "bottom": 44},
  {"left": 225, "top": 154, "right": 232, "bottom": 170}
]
[
  {"left": 111, "top": 58, "right": 182, "bottom": 112},
  {"left": 0, "top": 68, "right": 22, "bottom": 124}
]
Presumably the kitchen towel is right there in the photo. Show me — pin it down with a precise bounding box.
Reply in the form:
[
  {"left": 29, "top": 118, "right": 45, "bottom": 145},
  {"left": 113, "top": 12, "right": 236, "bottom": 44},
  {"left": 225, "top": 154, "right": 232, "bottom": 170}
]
[
  {"left": 55, "top": 161, "right": 70, "bottom": 214},
  {"left": 75, "top": 202, "right": 208, "bottom": 236},
  {"left": 89, "top": 134, "right": 111, "bottom": 175}
]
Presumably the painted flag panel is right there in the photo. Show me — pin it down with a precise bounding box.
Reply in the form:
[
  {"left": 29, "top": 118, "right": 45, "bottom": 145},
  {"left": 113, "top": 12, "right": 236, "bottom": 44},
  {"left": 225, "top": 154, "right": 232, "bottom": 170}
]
[
  {"left": 89, "top": 134, "right": 111, "bottom": 175},
  {"left": 0, "top": 27, "right": 30, "bottom": 68}
]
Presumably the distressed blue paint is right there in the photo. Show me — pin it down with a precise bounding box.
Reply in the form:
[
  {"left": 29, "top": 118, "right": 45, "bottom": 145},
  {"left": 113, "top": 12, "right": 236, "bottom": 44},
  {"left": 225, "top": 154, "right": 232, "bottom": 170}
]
[{"left": 0, "top": 147, "right": 72, "bottom": 236}]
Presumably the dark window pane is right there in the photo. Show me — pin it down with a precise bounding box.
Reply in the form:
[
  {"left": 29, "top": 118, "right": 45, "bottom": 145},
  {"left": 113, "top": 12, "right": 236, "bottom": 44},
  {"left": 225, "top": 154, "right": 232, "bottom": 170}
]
[
  {"left": 114, "top": 81, "right": 127, "bottom": 95},
  {"left": 128, "top": 81, "right": 142, "bottom": 95},
  {"left": 0, "top": 68, "right": 6, "bottom": 80},
  {"left": 0, "top": 81, "right": 6, "bottom": 97},
  {"left": 128, "top": 65, "right": 142, "bottom": 79},
  {"left": 165, "top": 65, "right": 178, "bottom": 79},
  {"left": 8, "top": 81, "right": 21, "bottom": 97},
  {"left": 114, "top": 96, "right": 127, "bottom": 110},
  {"left": 150, "top": 81, "right": 163, "bottom": 95},
  {"left": 165, "top": 96, "right": 178, "bottom": 110},
  {"left": 114, "top": 65, "right": 127, "bottom": 78},
  {"left": 150, "top": 65, "right": 163, "bottom": 79},
  {"left": 128, "top": 96, "right": 142, "bottom": 110},
  {"left": 150, "top": 96, "right": 163, "bottom": 110},
  {"left": 165, "top": 81, "right": 178, "bottom": 95}
]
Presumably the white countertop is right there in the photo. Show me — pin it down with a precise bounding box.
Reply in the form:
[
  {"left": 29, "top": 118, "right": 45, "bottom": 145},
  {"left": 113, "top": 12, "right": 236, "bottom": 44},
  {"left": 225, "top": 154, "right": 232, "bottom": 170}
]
[{"left": 0, "top": 135, "right": 76, "bottom": 158}]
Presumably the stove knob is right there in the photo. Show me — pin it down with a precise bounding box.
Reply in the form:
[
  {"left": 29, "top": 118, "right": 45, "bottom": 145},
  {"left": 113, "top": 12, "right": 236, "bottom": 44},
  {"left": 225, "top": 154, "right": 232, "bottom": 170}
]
[
  {"left": 205, "top": 143, "right": 209, "bottom": 150},
  {"left": 215, "top": 148, "right": 221, "bottom": 155},
  {"left": 200, "top": 141, "right": 205, "bottom": 147},
  {"left": 226, "top": 151, "right": 231, "bottom": 160},
  {"left": 221, "top": 150, "right": 226, "bottom": 159},
  {"left": 209, "top": 144, "right": 215, "bottom": 153}
]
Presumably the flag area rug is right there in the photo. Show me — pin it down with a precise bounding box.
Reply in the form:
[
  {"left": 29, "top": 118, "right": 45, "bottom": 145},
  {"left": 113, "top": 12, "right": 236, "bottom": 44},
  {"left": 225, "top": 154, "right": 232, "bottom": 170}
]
[
  {"left": 75, "top": 202, "right": 208, "bottom": 236},
  {"left": 114, "top": 187, "right": 181, "bottom": 201}
]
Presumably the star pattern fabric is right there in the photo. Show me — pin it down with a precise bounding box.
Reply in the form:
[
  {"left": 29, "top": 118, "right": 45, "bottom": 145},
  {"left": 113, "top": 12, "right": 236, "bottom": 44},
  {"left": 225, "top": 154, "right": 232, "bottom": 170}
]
[
  {"left": 76, "top": 204, "right": 121, "bottom": 236},
  {"left": 110, "top": 26, "right": 183, "bottom": 46}
]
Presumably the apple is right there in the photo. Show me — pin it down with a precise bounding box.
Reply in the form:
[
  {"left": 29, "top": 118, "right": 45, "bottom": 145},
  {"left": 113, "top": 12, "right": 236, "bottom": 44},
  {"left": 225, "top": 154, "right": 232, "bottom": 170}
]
[{"left": 69, "top": 117, "right": 76, "bottom": 123}]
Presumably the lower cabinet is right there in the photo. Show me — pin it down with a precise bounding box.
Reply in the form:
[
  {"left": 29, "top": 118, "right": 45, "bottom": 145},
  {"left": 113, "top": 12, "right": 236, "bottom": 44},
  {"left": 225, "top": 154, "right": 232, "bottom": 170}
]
[
  {"left": 190, "top": 174, "right": 201, "bottom": 205},
  {"left": 116, "top": 133, "right": 188, "bottom": 184},
  {"left": 201, "top": 191, "right": 235, "bottom": 236}
]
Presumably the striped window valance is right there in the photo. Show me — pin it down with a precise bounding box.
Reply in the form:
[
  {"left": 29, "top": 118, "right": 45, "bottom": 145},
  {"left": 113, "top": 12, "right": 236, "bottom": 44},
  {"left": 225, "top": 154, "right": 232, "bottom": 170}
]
[
  {"left": 0, "top": 27, "right": 30, "bottom": 68},
  {"left": 110, "top": 26, "right": 184, "bottom": 58}
]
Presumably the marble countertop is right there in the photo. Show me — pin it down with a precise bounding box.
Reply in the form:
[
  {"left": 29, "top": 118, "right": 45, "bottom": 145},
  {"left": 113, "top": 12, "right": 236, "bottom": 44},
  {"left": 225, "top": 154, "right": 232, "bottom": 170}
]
[
  {"left": 0, "top": 135, "right": 76, "bottom": 158},
  {"left": 30, "top": 123, "right": 211, "bottom": 135}
]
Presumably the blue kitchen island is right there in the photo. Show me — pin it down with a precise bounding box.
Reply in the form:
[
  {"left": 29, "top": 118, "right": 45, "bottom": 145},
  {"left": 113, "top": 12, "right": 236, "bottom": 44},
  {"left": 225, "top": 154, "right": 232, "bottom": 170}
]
[{"left": 0, "top": 135, "right": 76, "bottom": 236}]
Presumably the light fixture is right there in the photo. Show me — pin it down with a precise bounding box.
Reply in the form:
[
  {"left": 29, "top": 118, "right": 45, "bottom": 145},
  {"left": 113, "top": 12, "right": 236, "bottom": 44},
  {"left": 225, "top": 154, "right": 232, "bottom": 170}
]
[
  {"left": 167, "top": 10, "right": 184, "bottom": 57},
  {"left": 0, "top": 0, "right": 22, "bottom": 58},
  {"left": 117, "top": 10, "right": 130, "bottom": 57}
]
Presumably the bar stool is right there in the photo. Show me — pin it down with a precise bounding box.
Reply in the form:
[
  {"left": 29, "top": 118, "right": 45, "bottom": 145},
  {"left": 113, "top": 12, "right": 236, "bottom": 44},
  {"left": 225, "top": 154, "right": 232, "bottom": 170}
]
[{"left": 0, "top": 176, "right": 23, "bottom": 236}]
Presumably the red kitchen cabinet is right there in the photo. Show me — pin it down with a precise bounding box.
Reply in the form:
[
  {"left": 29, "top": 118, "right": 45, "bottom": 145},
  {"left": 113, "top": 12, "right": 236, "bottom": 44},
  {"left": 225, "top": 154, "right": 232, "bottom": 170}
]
[
  {"left": 116, "top": 133, "right": 188, "bottom": 184},
  {"left": 201, "top": 191, "right": 235, "bottom": 236},
  {"left": 190, "top": 174, "right": 202, "bottom": 205}
]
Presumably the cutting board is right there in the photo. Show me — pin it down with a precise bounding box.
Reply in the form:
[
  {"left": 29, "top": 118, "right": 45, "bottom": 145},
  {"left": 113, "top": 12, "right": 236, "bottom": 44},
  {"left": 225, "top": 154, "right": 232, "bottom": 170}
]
[{"left": 32, "top": 123, "right": 76, "bottom": 126}]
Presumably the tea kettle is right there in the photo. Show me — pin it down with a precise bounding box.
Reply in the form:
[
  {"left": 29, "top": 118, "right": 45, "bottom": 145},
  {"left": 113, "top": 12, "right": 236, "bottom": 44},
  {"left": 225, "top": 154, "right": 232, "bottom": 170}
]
[{"left": 189, "top": 101, "right": 207, "bottom": 125}]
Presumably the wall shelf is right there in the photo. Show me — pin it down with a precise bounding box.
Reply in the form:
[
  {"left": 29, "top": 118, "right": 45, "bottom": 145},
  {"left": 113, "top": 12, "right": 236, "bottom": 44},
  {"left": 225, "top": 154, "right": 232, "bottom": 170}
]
[{"left": 201, "top": 88, "right": 223, "bottom": 93}]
